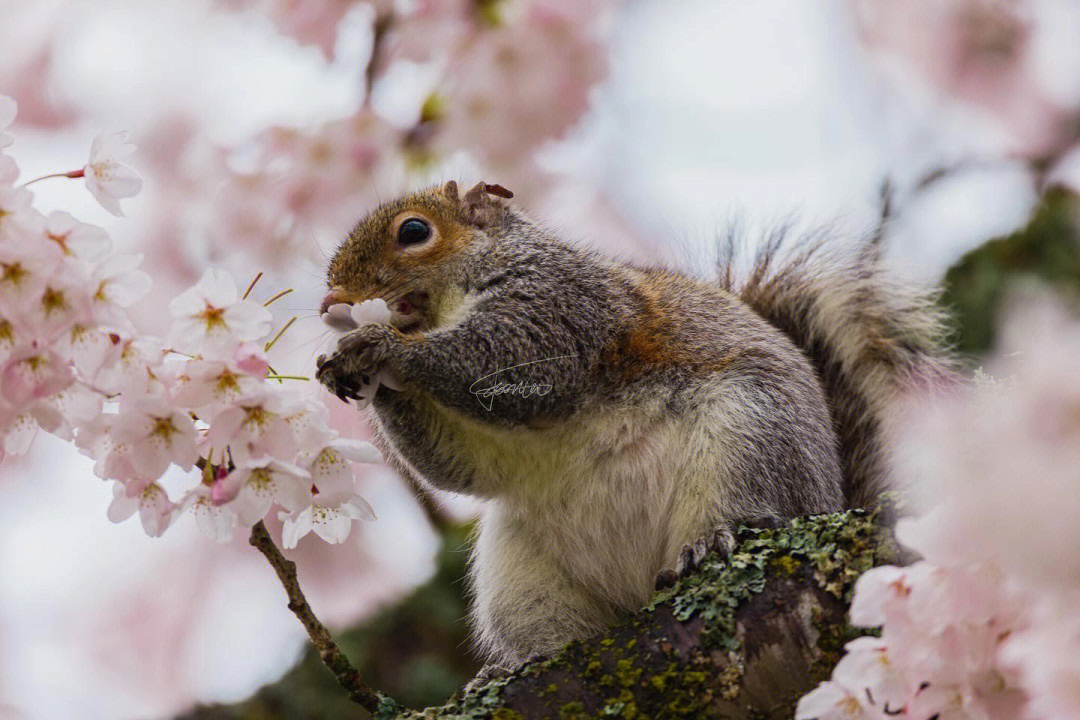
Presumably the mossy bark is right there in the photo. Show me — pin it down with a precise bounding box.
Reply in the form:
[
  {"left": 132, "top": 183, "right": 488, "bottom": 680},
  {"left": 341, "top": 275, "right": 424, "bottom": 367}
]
[{"left": 373, "top": 503, "right": 900, "bottom": 720}]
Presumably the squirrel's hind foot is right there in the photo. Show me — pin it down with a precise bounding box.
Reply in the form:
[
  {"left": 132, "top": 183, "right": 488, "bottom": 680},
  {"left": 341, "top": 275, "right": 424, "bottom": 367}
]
[{"left": 654, "top": 516, "right": 788, "bottom": 590}]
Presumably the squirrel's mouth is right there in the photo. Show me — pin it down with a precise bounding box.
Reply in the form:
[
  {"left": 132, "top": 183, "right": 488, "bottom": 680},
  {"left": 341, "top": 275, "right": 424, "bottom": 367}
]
[{"left": 391, "top": 291, "right": 428, "bottom": 334}]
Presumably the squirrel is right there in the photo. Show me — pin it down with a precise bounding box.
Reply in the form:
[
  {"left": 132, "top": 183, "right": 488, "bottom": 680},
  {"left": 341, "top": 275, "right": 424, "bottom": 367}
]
[{"left": 315, "top": 180, "right": 954, "bottom": 669}]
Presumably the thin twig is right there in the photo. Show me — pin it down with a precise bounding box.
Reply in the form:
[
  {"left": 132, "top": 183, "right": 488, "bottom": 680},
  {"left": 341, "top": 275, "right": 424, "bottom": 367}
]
[
  {"left": 363, "top": 12, "right": 394, "bottom": 106},
  {"left": 248, "top": 521, "right": 389, "bottom": 713}
]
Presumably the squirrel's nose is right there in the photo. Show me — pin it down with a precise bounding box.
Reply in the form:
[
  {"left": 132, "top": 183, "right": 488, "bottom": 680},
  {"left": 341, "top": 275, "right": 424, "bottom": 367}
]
[{"left": 320, "top": 290, "right": 350, "bottom": 315}]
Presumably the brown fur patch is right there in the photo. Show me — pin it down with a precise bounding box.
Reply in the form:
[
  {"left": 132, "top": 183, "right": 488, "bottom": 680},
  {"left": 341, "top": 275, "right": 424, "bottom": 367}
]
[{"left": 606, "top": 269, "right": 744, "bottom": 380}]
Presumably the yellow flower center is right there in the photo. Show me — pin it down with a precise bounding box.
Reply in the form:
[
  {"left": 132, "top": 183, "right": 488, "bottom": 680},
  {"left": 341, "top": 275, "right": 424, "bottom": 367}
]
[{"left": 198, "top": 304, "right": 227, "bottom": 330}]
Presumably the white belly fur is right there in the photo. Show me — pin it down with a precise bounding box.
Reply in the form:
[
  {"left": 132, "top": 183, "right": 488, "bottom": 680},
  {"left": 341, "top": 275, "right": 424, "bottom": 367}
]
[{"left": 429, "top": 386, "right": 732, "bottom": 610}]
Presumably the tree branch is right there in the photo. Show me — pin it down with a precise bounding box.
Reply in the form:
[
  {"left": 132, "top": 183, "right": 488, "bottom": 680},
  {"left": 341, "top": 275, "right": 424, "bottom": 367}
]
[
  {"left": 248, "top": 521, "right": 395, "bottom": 716},
  {"left": 189, "top": 502, "right": 901, "bottom": 719},
  {"left": 390, "top": 502, "right": 902, "bottom": 719}
]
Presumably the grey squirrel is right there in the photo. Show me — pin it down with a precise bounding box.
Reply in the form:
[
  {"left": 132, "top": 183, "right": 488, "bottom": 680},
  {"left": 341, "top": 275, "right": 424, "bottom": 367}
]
[{"left": 315, "top": 180, "right": 954, "bottom": 668}]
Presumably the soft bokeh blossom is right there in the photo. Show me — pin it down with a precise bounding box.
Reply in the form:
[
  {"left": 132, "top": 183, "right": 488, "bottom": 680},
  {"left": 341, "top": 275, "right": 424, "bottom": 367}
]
[
  {"left": 852, "top": 0, "right": 1080, "bottom": 157},
  {"left": 0, "top": 96, "right": 16, "bottom": 147},
  {"left": 799, "top": 297, "right": 1080, "bottom": 720}
]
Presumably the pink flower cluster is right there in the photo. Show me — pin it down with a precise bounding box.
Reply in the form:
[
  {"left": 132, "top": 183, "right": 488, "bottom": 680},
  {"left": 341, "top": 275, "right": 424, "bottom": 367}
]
[
  {"left": 1, "top": 97, "right": 149, "bottom": 463},
  {"left": 377, "top": 0, "right": 612, "bottom": 172},
  {"left": 798, "top": 298, "right": 1080, "bottom": 720},
  {"left": 0, "top": 96, "right": 381, "bottom": 548},
  {"left": 134, "top": 0, "right": 618, "bottom": 276}
]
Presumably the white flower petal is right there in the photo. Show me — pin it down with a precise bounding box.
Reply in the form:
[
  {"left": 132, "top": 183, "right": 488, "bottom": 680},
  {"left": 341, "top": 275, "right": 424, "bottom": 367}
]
[
  {"left": 350, "top": 298, "right": 392, "bottom": 326},
  {"left": 339, "top": 494, "right": 376, "bottom": 522},
  {"left": 85, "top": 178, "right": 124, "bottom": 216},
  {"left": 196, "top": 268, "right": 240, "bottom": 307},
  {"left": 107, "top": 483, "right": 139, "bottom": 523},
  {"left": 331, "top": 438, "right": 382, "bottom": 464},
  {"left": 281, "top": 505, "right": 313, "bottom": 549},
  {"left": 311, "top": 507, "right": 353, "bottom": 544}
]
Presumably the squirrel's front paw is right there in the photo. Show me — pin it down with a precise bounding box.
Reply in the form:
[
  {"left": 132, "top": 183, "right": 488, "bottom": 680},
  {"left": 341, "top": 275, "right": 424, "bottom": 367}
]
[{"left": 316, "top": 324, "right": 399, "bottom": 402}]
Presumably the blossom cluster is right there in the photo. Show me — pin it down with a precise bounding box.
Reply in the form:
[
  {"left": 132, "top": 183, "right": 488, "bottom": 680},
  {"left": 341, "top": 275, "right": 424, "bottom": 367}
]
[
  {"left": 0, "top": 96, "right": 147, "bottom": 462},
  {"left": 122, "top": 0, "right": 617, "bottom": 277},
  {"left": 798, "top": 298, "right": 1080, "bottom": 720},
  {"left": 0, "top": 96, "right": 380, "bottom": 548}
]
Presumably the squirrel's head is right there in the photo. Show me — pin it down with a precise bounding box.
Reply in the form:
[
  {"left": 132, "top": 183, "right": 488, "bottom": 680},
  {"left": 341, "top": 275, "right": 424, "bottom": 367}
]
[{"left": 323, "top": 180, "right": 513, "bottom": 332}]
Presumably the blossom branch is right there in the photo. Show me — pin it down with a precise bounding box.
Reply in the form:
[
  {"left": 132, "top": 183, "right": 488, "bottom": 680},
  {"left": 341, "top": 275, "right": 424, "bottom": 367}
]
[{"left": 248, "top": 521, "right": 387, "bottom": 714}]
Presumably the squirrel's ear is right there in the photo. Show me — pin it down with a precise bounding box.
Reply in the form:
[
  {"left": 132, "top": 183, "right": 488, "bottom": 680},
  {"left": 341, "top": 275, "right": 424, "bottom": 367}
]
[
  {"left": 461, "top": 181, "right": 513, "bottom": 227},
  {"left": 442, "top": 180, "right": 459, "bottom": 201}
]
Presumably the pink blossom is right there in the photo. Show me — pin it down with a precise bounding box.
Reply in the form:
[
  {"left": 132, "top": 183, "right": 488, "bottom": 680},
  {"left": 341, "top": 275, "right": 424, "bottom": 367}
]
[
  {"left": 187, "top": 488, "right": 240, "bottom": 543},
  {"left": 167, "top": 356, "right": 264, "bottom": 414},
  {"left": 0, "top": 224, "right": 61, "bottom": 323},
  {"left": 298, "top": 437, "right": 381, "bottom": 497},
  {"left": 279, "top": 491, "right": 375, "bottom": 549},
  {"left": 83, "top": 132, "right": 143, "bottom": 217},
  {"left": 0, "top": 153, "right": 17, "bottom": 185},
  {"left": 43, "top": 211, "right": 111, "bottom": 262},
  {"left": 88, "top": 252, "right": 152, "bottom": 322},
  {"left": 203, "top": 388, "right": 300, "bottom": 463},
  {"left": 107, "top": 481, "right": 178, "bottom": 538},
  {"left": 167, "top": 268, "right": 272, "bottom": 356},
  {"left": 26, "top": 272, "right": 93, "bottom": 343},
  {"left": 55, "top": 323, "right": 115, "bottom": 386},
  {"left": 851, "top": 0, "right": 1074, "bottom": 157},
  {"left": 802, "top": 296, "right": 1080, "bottom": 720},
  {"left": 795, "top": 680, "right": 871, "bottom": 720},
  {"left": 0, "top": 184, "right": 33, "bottom": 235},
  {"left": 1, "top": 346, "right": 74, "bottom": 406},
  {"left": 213, "top": 457, "right": 311, "bottom": 529},
  {"left": 93, "top": 335, "right": 163, "bottom": 398},
  {"left": 111, "top": 397, "right": 198, "bottom": 478},
  {"left": 75, "top": 414, "right": 140, "bottom": 482}
]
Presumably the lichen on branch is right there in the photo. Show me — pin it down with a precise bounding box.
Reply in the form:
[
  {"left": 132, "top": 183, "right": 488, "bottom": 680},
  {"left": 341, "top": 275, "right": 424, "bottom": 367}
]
[{"left": 373, "top": 502, "right": 900, "bottom": 720}]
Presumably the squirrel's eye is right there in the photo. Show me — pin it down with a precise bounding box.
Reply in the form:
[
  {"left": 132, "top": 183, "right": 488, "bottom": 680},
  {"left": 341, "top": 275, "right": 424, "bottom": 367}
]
[{"left": 397, "top": 218, "right": 431, "bottom": 246}]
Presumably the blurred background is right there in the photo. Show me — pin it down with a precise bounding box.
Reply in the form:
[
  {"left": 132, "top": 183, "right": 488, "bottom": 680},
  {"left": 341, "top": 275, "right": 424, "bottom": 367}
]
[{"left": 2, "top": 0, "right": 1080, "bottom": 718}]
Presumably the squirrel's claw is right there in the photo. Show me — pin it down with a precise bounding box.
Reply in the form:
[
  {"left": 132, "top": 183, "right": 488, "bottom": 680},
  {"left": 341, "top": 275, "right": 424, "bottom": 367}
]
[
  {"left": 654, "top": 517, "right": 789, "bottom": 589},
  {"left": 316, "top": 325, "right": 397, "bottom": 404},
  {"left": 655, "top": 526, "right": 737, "bottom": 590}
]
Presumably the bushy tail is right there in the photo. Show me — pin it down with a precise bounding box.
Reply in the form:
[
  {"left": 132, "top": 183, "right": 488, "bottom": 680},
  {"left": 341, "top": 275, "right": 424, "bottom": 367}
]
[{"left": 718, "top": 228, "right": 956, "bottom": 508}]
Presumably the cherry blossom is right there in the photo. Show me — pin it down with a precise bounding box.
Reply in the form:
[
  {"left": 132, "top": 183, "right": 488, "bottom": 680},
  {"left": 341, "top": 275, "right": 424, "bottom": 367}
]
[
  {"left": 320, "top": 297, "right": 402, "bottom": 403},
  {"left": 299, "top": 437, "right": 381, "bottom": 496},
  {"left": 167, "top": 268, "right": 272, "bottom": 355},
  {"left": 107, "top": 481, "right": 178, "bottom": 538},
  {"left": 0, "top": 96, "right": 381, "bottom": 549},
  {"left": 83, "top": 131, "right": 144, "bottom": 216},
  {"left": 42, "top": 211, "right": 111, "bottom": 262},
  {"left": 795, "top": 680, "right": 870, "bottom": 720},
  {"left": 111, "top": 397, "right": 199, "bottom": 478},
  {"left": 210, "top": 457, "right": 312, "bottom": 528},
  {"left": 280, "top": 491, "right": 376, "bottom": 549},
  {"left": 800, "top": 297, "right": 1080, "bottom": 720}
]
